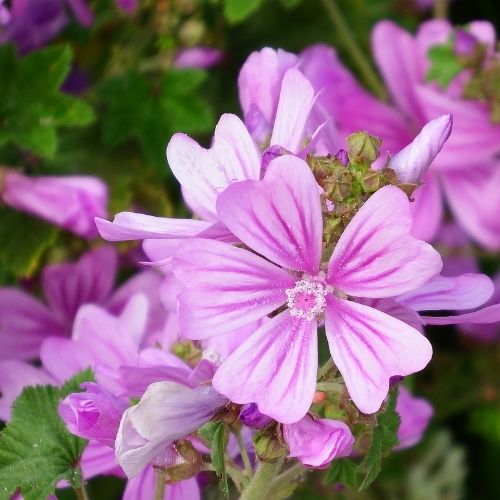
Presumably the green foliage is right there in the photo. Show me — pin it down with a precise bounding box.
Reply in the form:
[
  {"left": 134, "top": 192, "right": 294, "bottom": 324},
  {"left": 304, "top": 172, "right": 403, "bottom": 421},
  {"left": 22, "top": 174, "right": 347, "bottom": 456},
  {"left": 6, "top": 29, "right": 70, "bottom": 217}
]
[
  {"left": 469, "top": 406, "right": 500, "bottom": 442},
  {"left": 323, "top": 458, "right": 358, "bottom": 488},
  {"left": 0, "top": 369, "right": 94, "bottom": 500},
  {"left": 426, "top": 43, "right": 463, "bottom": 88},
  {"left": 199, "top": 421, "right": 229, "bottom": 495},
  {"left": 224, "top": 0, "right": 264, "bottom": 23},
  {"left": 0, "top": 208, "right": 58, "bottom": 277},
  {"left": 358, "top": 387, "right": 401, "bottom": 491},
  {"left": 0, "top": 45, "right": 94, "bottom": 158},
  {"left": 100, "top": 69, "right": 214, "bottom": 171}
]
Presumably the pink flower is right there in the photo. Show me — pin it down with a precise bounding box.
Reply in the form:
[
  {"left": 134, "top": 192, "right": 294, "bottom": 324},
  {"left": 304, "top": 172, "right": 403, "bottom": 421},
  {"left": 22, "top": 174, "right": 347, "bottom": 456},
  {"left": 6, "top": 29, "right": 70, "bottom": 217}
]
[
  {"left": 115, "top": 381, "right": 227, "bottom": 477},
  {"left": 173, "top": 156, "right": 440, "bottom": 422},
  {"left": 174, "top": 47, "right": 223, "bottom": 69},
  {"left": 298, "top": 21, "right": 500, "bottom": 248},
  {"left": 283, "top": 415, "right": 354, "bottom": 468},
  {"left": 1, "top": 170, "right": 107, "bottom": 238}
]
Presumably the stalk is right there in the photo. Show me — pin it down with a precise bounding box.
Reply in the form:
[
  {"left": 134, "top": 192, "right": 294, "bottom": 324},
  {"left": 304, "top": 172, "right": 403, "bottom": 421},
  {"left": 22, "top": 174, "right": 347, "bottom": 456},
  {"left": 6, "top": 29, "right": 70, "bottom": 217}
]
[{"left": 240, "top": 460, "right": 281, "bottom": 500}]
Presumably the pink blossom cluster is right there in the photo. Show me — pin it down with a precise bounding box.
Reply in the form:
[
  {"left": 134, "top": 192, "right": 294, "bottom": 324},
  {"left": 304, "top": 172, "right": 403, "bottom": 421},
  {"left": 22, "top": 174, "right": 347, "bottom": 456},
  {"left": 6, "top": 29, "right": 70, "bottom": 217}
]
[{"left": 1, "top": 18, "right": 500, "bottom": 499}]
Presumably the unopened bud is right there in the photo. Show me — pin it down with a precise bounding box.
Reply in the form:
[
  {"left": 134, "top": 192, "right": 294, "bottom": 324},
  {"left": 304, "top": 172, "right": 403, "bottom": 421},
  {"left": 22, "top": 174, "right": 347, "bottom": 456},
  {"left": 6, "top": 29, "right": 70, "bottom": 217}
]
[
  {"left": 346, "top": 131, "right": 381, "bottom": 164},
  {"left": 253, "top": 424, "right": 289, "bottom": 462}
]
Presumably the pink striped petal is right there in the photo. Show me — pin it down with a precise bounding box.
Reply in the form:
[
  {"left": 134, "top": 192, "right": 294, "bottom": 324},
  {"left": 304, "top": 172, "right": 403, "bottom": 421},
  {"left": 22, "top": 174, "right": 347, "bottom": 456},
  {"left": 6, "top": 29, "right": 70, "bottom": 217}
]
[
  {"left": 270, "top": 68, "right": 315, "bottom": 153},
  {"left": 398, "top": 274, "right": 494, "bottom": 311},
  {"left": 166, "top": 114, "right": 260, "bottom": 219},
  {"left": 422, "top": 303, "right": 500, "bottom": 325},
  {"left": 40, "top": 337, "right": 90, "bottom": 383},
  {"left": 325, "top": 297, "right": 432, "bottom": 414},
  {"left": 213, "top": 311, "right": 318, "bottom": 424},
  {"left": 173, "top": 239, "right": 295, "bottom": 339},
  {"left": 217, "top": 155, "right": 322, "bottom": 274},
  {"left": 327, "top": 186, "right": 442, "bottom": 297}
]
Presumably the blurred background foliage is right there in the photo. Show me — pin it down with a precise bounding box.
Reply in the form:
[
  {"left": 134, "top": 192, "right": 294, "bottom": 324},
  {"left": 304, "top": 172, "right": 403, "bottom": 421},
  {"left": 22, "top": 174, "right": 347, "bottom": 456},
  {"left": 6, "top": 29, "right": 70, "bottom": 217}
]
[{"left": 0, "top": 0, "right": 499, "bottom": 498}]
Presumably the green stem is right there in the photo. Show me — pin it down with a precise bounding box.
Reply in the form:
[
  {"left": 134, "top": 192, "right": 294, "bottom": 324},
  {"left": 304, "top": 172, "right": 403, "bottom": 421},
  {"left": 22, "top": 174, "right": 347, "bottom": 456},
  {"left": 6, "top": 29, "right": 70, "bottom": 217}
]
[
  {"left": 317, "top": 358, "right": 334, "bottom": 380},
  {"left": 269, "top": 462, "right": 305, "bottom": 495},
  {"left": 433, "top": 0, "right": 449, "bottom": 19},
  {"left": 240, "top": 461, "right": 281, "bottom": 500},
  {"left": 235, "top": 429, "right": 253, "bottom": 478},
  {"left": 226, "top": 462, "right": 249, "bottom": 492},
  {"left": 75, "top": 483, "right": 89, "bottom": 500},
  {"left": 155, "top": 469, "right": 166, "bottom": 500},
  {"left": 318, "top": 0, "right": 387, "bottom": 101}
]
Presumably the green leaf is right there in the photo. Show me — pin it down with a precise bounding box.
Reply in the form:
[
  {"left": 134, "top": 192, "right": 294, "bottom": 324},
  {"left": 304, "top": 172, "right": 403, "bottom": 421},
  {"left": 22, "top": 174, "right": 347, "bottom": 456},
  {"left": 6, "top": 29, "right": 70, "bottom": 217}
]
[
  {"left": 199, "top": 421, "right": 229, "bottom": 495},
  {"left": 469, "top": 406, "right": 500, "bottom": 442},
  {"left": 224, "top": 0, "right": 264, "bottom": 23},
  {"left": 323, "top": 458, "right": 358, "bottom": 488},
  {"left": 0, "top": 369, "right": 94, "bottom": 500},
  {"left": 358, "top": 386, "right": 401, "bottom": 491},
  {"left": 0, "top": 45, "right": 95, "bottom": 158},
  {"left": 426, "top": 43, "right": 463, "bottom": 88},
  {"left": 0, "top": 208, "right": 58, "bottom": 277},
  {"left": 279, "top": 0, "right": 303, "bottom": 7},
  {"left": 100, "top": 69, "right": 214, "bottom": 170}
]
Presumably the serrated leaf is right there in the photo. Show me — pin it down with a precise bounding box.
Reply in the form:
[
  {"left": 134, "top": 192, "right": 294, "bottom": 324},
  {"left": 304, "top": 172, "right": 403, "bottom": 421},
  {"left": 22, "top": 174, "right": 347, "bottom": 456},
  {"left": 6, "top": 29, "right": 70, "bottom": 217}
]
[
  {"left": 358, "top": 386, "right": 401, "bottom": 491},
  {"left": 224, "top": 0, "right": 263, "bottom": 23},
  {"left": 0, "top": 45, "right": 94, "bottom": 158},
  {"left": 323, "top": 458, "right": 358, "bottom": 488},
  {"left": 426, "top": 43, "right": 463, "bottom": 88},
  {"left": 0, "top": 208, "right": 59, "bottom": 277},
  {"left": 0, "top": 369, "right": 94, "bottom": 500}
]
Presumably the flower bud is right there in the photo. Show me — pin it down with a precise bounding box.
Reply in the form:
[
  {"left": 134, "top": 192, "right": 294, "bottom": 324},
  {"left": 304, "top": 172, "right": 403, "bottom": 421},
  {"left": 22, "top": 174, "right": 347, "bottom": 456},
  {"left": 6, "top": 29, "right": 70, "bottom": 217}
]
[{"left": 240, "top": 403, "right": 273, "bottom": 429}]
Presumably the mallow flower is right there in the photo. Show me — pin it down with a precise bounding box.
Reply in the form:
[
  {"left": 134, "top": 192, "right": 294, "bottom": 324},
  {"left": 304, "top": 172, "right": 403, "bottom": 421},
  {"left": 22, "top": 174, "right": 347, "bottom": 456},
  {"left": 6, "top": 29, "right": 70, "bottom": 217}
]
[{"left": 172, "top": 155, "right": 441, "bottom": 423}]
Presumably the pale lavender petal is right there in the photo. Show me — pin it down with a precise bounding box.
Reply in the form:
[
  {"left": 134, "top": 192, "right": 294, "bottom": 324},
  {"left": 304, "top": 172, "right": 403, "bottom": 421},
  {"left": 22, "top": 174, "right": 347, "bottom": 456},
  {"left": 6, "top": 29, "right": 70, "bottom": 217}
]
[
  {"left": 166, "top": 114, "right": 260, "bottom": 219},
  {"left": 42, "top": 246, "right": 117, "bottom": 322},
  {"left": 0, "top": 288, "right": 62, "bottom": 360},
  {"left": 116, "top": 382, "right": 226, "bottom": 477},
  {"left": 213, "top": 311, "right": 318, "bottom": 424},
  {"left": 398, "top": 274, "right": 494, "bottom": 311},
  {"left": 173, "top": 238, "right": 294, "bottom": 339},
  {"left": 409, "top": 173, "right": 444, "bottom": 242},
  {"left": 0, "top": 361, "right": 55, "bottom": 421},
  {"left": 283, "top": 415, "right": 354, "bottom": 467},
  {"left": 142, "top": 239, "right": 182, "bottom": 267},
  {"left": 325, "top": 297, "right": 433, "bottom": 414},
  {"left": 327, "top": 186, "right": 442, "bottom": 297},
  {"left": 238, "top": 48, "right": 298, "bottom": 143},
  {"left": 217, "top": 155, "right": 322, "bottom": 274},
  {"left": 270, "top": 68, "right": 315, "bottom": 153},
  {"left": 117, "top": 294, "right": 149, "bottom": 347},
  {"left": 95, "top": 213, "right": 212, "bottom": 241},
  {"left": 81, "top": 441, "right": 122, "bottom": 479},
  {"left": 372, "top": 21, "right": 425, "bottom": 122},
  {"left": 467, "top": 21, "right": 497, "bottom": 49},
  {"left": 441, "top": 165, "right": 500, "bottom": 250},
  {"left": 415, "top": 19, "right": 452, "bottom": 64},
  {"left": 2, "top": 172, "right": 107, "bottom": 238},
  {"left": 201, "top": 321, "right": 258, "bottom": 361},
  {"left": 396, "top": 387, "right": 434, "bottom": 449},
  {"left": 422, "top": 303, "right": 500, "bottom": 325},
  {"left": 390, "top": 115, "right": 452, "bottom": 183},
  {"left": 174, "top": 47, "right": 223, "bottom": 69}
]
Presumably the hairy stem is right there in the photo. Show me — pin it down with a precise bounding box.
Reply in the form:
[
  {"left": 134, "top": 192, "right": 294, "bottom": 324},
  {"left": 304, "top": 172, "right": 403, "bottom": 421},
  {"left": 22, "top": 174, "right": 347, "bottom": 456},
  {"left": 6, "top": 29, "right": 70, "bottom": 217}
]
[
  {"left": 75, "top": 482, "right": 89, "bottom": 500},
  {"left": 318, "top": 0, "right": 387, "bottom": 100},
  {"left": 269, "top": 461, "right": 306, "bottom": 496},
  {"left": 240, "top": 460, "right": 282, "bottom": 500},
  {"left": 235, "top": 429, "right": 253, "bottom": 478},
  {"left": 155, "top": 469, "right": 166, "bottom": 500}
]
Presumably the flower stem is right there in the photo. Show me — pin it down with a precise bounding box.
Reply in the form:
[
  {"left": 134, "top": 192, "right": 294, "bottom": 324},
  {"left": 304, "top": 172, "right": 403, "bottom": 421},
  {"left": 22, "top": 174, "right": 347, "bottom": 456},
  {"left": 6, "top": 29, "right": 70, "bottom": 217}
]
[
  {"left": 317, "top": 358, "right": 334, "bottom": 380},
  {"left": 155, "top": 469, "right": 166, "bottom": 500},
  {"left": 240, "top": 460, "right": 281, "bottom": 500},
  {"left": 75, "top": 483, "right": 89, "bottom": 500},
  {"left": 318, "top": 0, "right": 387, "bottom": 101},
  {"left": 235, "top": 429, "right": 253, "bottom": 478},
  {"left": 269, "top": 462, "right": 305, "bottom": 496},
  {"left": 433, "top": 0, "right": 449, "bottom": 19}
]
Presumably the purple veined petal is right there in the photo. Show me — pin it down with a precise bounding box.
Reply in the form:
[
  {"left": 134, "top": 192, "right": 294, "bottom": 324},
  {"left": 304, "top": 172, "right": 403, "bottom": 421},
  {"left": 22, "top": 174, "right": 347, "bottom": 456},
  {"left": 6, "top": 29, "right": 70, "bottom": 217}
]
[
  {"left": 398, "top": 273, "right": 494, "bottom": 312},
  {"left": 172, "top": 238, "right": 295, "bottom": 339},
  {"left": 42, "top": 246, "right": 118, "bottom": 324},
  {"left": 283, "top": 415, "right": 354, "bottom": 468},
  {"left": 0, "top": 361, "right": 56, "bottom": 421},
  {"left": 174, "top": 46, "right": 223, "bottom": 69},
  {"left": 166, "top": 114, "right": 260, "bottom": 219},
  {"left": 217, "top": 155, "right": 322, "bottom": 274},
  {"left": 212, "top": 311, "right": 318, "bottom": 424},
  {"left": 390, "top": 114, "right": 452, "bottom": 183},
  {"left": 372, "top": 21, "right": 425, "bottom": 123},
  {"left": 396, "top": 387, "right": 434, "bottom": 450},
  {"left": 123, "top": 466, "right": 200, "bottom": 500},
  {"left": 67, "top": 0, "right": 93, "bottom": 27},
  {"left": 441, "top": 165, "right": 500, "bottom": 250},
  {"left": 325, "top": 296, "right": 433, "bottom": 414},
  {"left": 40, "top": 336, "right": 92, "bottom": 383},
  {"left": 238, "top": 47, "right": 298, "bottom": 143},
  {"left": 117, "top": 294, "right": 150, "bottom": 347},
  {"left": 327, "top": 186, "right": 443, "bottom": 298},
  {"left": 269, "top": 68, "right": 315, "bottom": 153},
  {"left": 409, "top": 173, "right": 444, "bottom": 242},
  {"left": 0, "top": 288, "right": 62, "bottom": 360},
  {"left": 81, "top": 441, "right": 122, "bottom": 479},
  {"left": 422, "top": 303, "right": 500, "bottom": 325},
  {"left": 95, "top": 213, "right": 212, "bottom": 241}
]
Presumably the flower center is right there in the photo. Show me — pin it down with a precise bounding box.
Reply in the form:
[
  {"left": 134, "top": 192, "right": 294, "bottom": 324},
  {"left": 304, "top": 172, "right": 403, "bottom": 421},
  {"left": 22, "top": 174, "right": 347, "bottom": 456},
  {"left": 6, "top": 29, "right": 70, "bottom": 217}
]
[{"left": 285, "top": 279, "right": 327, "bottom": 321}]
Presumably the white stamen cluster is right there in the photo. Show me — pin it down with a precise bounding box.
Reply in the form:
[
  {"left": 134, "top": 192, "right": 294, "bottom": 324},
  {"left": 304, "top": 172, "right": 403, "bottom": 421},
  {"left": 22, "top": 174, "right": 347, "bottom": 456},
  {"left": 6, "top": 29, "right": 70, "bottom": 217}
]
[{"left": 286, "top": 279, "right": 328, "bottom": 321}]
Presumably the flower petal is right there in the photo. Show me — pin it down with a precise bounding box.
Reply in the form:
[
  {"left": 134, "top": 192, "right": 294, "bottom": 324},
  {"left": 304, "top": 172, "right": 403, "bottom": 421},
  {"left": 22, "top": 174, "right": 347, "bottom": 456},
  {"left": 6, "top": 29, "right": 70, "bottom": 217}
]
[
  {"left": 173, "top": 238, "right": 295, "bottom": 338},
  {"left": 327, "top": 186, "right": 442, "bottom": 297},
  {"left": 213, "top": 311, "right": 318, "bottom": 424},
  {"left": 166, "top": 114, "right": 260, "bottom": 219},
  {"left": 325, "top": 297, "right": 432, "bottom": 414},
  {"left": 422, "top": 303, "right": 500, "bottom": 325},
  {"left": 217, "top": 155, "right": 322, "bottom": 274}
]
